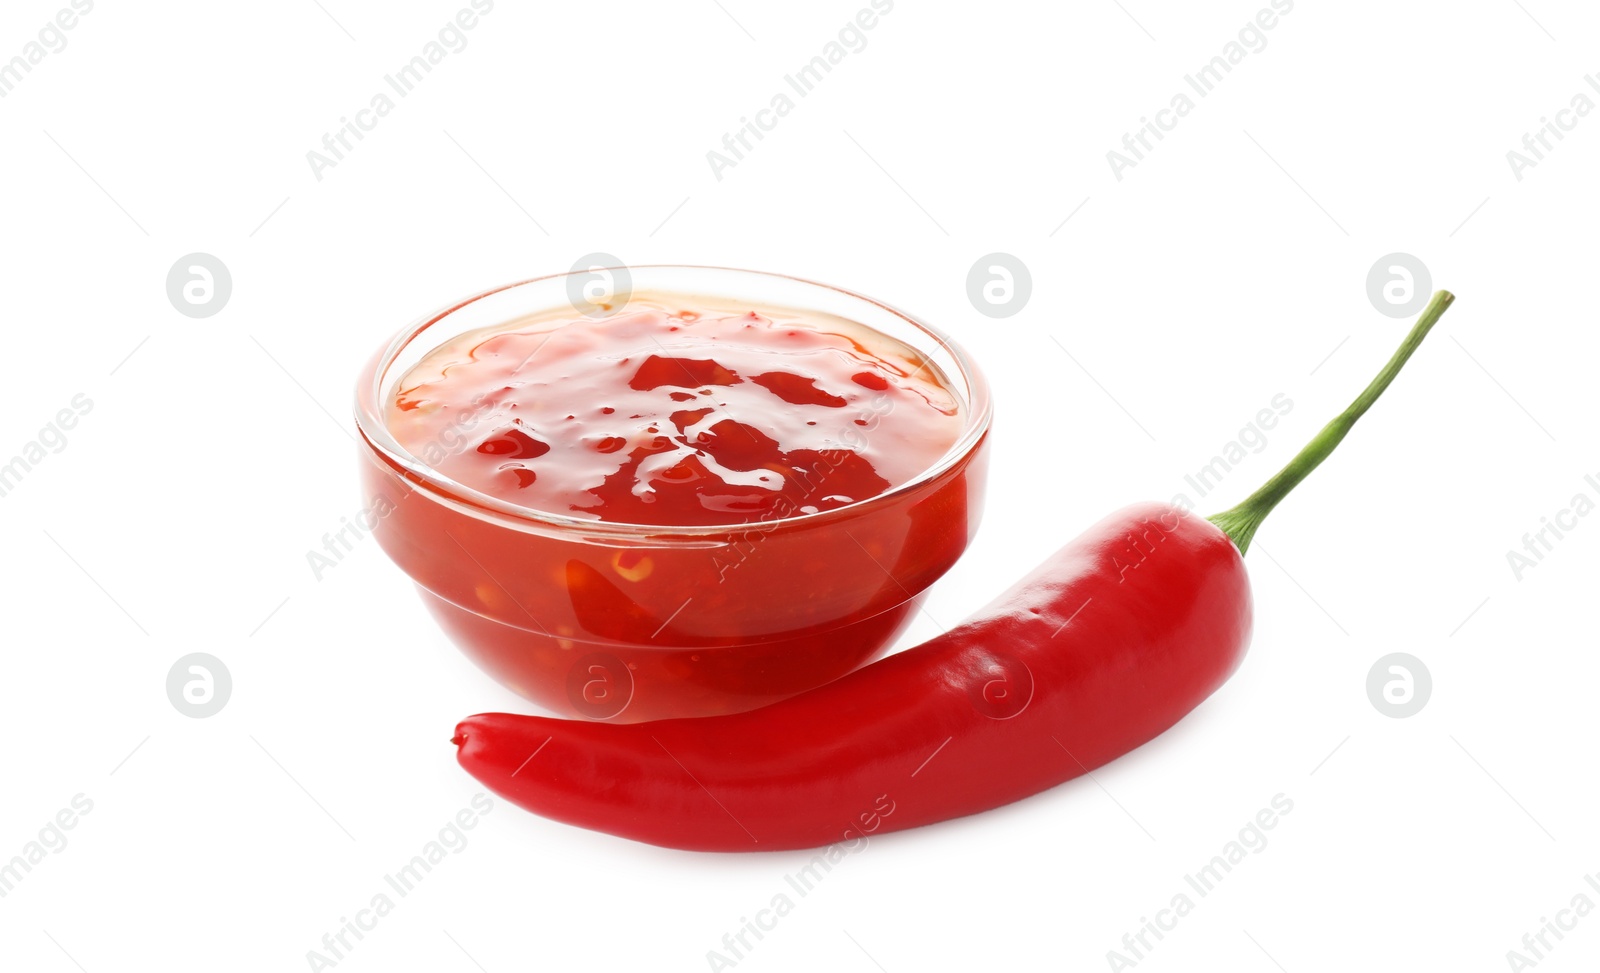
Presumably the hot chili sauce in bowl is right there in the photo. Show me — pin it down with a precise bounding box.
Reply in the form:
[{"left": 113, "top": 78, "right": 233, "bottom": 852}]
[{"left": 355, "top": 267, "right": 991, "bottom": 722}]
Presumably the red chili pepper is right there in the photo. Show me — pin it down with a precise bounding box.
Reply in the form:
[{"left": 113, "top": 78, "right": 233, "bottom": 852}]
[{"left": 454, "top": 291, "right": 1456, "bottom": 851}]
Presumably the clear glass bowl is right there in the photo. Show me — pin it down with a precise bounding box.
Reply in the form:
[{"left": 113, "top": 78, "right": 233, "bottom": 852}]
[{"left": 353, "top": 266, "right": 991, "bottom": 722}]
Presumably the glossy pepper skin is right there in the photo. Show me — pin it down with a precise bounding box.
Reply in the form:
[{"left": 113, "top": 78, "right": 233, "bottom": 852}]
[
  {"left": 454, "top": 291, "right": 1459, "bottom": 852},
  {"left": 454, "top": 501, "right": 1250, "bottom": 852}
]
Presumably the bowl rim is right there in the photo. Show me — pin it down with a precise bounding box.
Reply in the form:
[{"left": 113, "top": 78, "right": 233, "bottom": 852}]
[{"left": 353, "top": 265, "right": 992, "bottom": 540}]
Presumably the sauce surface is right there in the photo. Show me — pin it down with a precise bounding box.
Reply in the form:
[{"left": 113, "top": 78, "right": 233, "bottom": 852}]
[{"left": 386, "top": 295, "right": 963, "bottom": 526}]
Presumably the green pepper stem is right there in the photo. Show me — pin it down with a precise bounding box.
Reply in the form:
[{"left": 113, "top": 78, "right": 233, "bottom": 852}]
[{"left": 1208, "top": 289, "right": 1456, "bottom": 554}]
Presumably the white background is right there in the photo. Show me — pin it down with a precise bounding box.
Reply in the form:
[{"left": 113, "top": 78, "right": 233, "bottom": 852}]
[{"left": 2, "top": 1, "right": 1596, "bottom": 970}]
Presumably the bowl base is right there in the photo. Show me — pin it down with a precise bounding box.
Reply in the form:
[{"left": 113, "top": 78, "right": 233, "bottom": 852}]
[{"left": 418, "top": 585, "right": 923, "bottom": 722}]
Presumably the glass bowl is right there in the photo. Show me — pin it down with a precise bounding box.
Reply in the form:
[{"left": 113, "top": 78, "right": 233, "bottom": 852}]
[{"left": 353, "top": 266, "right": 991, "bottom": 722}]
